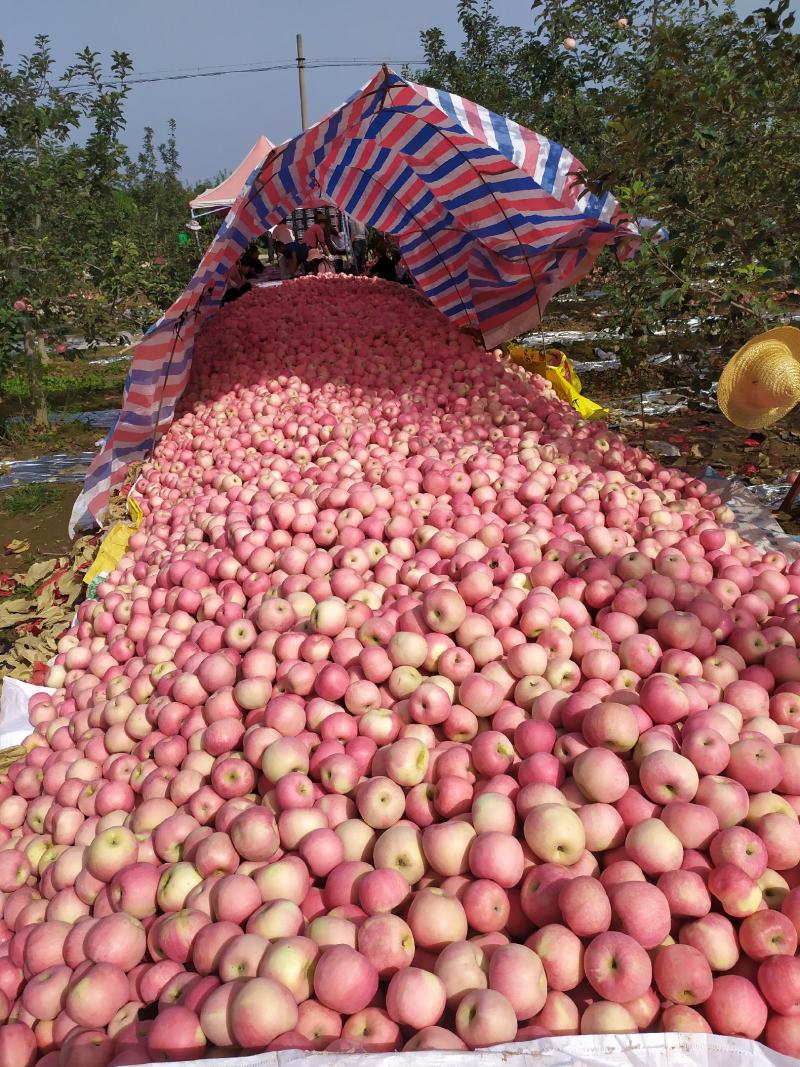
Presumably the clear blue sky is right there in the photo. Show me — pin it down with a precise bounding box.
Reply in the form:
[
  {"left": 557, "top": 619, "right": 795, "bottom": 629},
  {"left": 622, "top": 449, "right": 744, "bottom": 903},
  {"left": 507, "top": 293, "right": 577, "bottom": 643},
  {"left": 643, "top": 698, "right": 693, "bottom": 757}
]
[{"left": 3, "top": 0, "right": 775, "bottom": 185}]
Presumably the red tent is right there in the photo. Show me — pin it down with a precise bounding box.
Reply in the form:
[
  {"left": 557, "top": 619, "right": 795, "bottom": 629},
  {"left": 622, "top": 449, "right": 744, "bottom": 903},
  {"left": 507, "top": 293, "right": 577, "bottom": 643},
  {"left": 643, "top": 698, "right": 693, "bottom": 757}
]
[
  {"left": 189, "top": 135, "right": 273, "bottom": 216},
  {"left": 189, "top": 135, "right": 336, "bottom": 218}
]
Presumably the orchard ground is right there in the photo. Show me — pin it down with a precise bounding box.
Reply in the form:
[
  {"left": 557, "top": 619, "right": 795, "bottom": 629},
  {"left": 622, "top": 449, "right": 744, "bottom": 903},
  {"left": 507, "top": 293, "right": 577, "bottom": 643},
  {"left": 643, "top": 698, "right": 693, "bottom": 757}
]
[
  {"left": 0, "top": 347, "right": 130, "bottom": 557},
  {"left": 0, "top": 348, "right": 128, "bottom": 676}
]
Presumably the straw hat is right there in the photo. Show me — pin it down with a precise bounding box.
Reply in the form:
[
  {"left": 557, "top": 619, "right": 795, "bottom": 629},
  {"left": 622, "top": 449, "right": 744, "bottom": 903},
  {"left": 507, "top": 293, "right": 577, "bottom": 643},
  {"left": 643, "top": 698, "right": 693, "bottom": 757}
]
[{"left": 717, "top": 326, "right": 800, "bottom": 429}]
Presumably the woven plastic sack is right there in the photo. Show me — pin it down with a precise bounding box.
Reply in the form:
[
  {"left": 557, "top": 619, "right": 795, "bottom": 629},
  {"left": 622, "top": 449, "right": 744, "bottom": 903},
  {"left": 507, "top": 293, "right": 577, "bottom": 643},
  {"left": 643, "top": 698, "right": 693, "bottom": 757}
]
[
  {"left": 127, "top": 491, "right": 143, "bottom": 526},
  {"left": 99, "top": 1033, "right": 800, "bottom": 1067}
]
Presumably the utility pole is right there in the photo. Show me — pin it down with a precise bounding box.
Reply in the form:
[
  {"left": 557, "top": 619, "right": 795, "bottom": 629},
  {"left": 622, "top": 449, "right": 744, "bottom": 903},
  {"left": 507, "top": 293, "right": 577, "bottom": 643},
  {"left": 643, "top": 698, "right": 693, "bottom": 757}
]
[{"left": 296, "top": 34, "right": 308, "bottom": 131}]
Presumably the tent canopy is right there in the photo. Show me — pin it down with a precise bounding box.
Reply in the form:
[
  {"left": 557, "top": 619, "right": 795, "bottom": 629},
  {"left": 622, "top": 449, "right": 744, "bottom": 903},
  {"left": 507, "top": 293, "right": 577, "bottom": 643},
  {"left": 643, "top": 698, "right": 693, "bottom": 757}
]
[
  {"left": 190, "top": 135, "right": 273, "bottom": 215},
  {"left": 245, "top": 69, "right": 636, "bottom": 344},
  {"left": 72, "top": 67, "right": 638, "bottom": 533}
]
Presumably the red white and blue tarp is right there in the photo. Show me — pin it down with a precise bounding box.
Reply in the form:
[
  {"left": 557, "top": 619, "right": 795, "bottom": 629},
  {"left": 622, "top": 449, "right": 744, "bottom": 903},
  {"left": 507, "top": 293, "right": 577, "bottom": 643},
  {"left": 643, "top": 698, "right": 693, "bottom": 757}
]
[{"left": 71, "top": 67, "right": 638, "bottom": 532}]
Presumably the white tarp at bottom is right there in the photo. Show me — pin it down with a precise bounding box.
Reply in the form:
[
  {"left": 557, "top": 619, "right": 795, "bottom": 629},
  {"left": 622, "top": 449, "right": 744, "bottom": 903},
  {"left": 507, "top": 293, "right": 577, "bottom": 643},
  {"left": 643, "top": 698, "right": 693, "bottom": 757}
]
[
  {"left": 106, "top": 1033, "right": 800, "bottom": 1066},
  {"left": 0, "top": 677, "right": 55, "bottom": 747}
]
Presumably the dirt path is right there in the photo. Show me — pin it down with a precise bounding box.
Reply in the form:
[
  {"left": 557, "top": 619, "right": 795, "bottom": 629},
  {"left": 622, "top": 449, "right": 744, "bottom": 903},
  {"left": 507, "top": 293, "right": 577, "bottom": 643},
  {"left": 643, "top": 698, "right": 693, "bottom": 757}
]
[{"left": 0, "top": 485, "right": 80, "bottom": 567}]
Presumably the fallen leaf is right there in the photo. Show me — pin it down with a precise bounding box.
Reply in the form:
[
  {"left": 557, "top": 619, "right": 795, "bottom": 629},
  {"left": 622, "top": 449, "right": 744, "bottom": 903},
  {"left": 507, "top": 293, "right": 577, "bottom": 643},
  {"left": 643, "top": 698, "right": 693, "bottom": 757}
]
[
  {"left": 40, "top": 605, "right": 68, "bottom": 622},
  {"left": 4, "top": 540, "right": 30, "bottom": 555},
  {"left": 0, "top": 598, "right": 36, "bottom": 626},
  {"left": 0, "top": 746, "right": 26, "bottom": 770},
  {"left": 25, "top": 559, "right": 58, "bottom": 587},
  {"left": 36, "top": 583, "right": 57, "bottom": 611}
]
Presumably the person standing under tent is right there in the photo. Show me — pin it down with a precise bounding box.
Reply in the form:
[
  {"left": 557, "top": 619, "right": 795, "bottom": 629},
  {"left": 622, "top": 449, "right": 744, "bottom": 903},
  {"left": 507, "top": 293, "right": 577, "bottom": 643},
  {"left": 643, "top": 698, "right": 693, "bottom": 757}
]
[
  {"left": 268, "top": 220, "right": 294, "bottom": 272},
  {"left": 302, "top": 211, "right": 331, "bottom": 276},
  {"left": 396, "top": 255, "right": 414, "bottom": 287},
  {"left": 328, "top": 225, "right": 347, "bottom": 273},
  {"left": 302, "top": 211, "right": 328, "bottom": 253},
  {"left": 349, "top": 215, "right": 367, "bottom": 274}
]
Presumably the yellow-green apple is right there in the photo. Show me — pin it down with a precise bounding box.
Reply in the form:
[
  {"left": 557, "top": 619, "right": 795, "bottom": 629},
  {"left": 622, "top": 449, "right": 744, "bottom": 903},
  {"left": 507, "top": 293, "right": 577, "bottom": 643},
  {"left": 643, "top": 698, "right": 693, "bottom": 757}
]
[
  {"left": 228, "top": 975, "right": 298, "bottom": 1049},
  {"left": 679, "top": 913, "right": 740, "bottom": 971},
  {"left": 434, "top": 940, "right": 488, "bottom": 1009},
  {"left": 524, "top": 804, "right": 585, "bottom": 865}
]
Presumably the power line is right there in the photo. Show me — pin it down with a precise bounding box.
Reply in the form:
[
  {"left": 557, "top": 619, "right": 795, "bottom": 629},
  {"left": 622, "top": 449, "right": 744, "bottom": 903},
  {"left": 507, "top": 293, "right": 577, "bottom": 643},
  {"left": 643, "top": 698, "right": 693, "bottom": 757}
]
[
  {"left": 128, "top": 62, "right": 297, "bottom": 85},
  {"left": 133, "top": 56, "right": 425, "bottom": 78},
  {"left": 64, "top": 57, "right": 426, "bottom": 90}
]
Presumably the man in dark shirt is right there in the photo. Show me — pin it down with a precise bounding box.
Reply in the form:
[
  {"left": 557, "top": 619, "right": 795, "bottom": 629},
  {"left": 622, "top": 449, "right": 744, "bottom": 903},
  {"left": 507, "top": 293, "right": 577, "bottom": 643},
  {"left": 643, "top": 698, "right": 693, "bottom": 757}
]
[
  {"left": 369, "top": 242, "right": 397, "bottom": 282},
  {"left": 274, "top": 239, "right": 307, "bottom": 279}
]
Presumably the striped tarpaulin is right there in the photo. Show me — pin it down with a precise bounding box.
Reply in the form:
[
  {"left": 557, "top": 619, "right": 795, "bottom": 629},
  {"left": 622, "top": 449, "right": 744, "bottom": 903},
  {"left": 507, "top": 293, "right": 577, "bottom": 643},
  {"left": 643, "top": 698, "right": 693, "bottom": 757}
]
[{"left": 71, "top": 67, "right": 637, "bottom": 533}]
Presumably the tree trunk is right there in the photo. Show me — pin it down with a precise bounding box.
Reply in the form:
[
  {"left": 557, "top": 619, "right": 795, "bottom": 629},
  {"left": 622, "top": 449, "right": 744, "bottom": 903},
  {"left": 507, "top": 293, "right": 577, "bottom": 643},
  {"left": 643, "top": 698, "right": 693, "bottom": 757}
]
[
  {"left": 15, "top": 147, "right": 48, "bottom": 427},
  {"left": 650, "top": 0, "right": 661, "bottom": 43},
  {"left": 24, "top": 326, "right": 49, "bottom": 428},
  {"left": 37, "top": 335, "right": 51, "bottom": 367}
]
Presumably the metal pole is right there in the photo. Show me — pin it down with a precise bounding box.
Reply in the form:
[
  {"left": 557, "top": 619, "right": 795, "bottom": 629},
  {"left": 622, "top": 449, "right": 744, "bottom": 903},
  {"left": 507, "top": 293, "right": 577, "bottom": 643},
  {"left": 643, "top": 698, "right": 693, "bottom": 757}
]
[{"left": 296, "top": 34, "right": 308, "bottom": 131}]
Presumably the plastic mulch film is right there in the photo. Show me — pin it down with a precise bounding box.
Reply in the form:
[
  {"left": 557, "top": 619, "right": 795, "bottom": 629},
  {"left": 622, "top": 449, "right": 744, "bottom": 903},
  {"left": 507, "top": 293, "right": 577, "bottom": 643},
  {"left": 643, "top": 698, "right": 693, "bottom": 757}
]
[
  {"left": 701, "top": 467, "right": 800, "bottom": 559},
  {"left": 0, "top": 452, "right": 96, "bottom": 490}
]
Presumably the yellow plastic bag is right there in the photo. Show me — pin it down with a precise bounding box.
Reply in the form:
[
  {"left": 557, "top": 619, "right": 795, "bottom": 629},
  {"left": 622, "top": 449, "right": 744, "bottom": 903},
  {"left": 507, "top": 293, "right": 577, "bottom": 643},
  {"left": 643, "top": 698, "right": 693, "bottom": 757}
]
[
  {"left": 84, "top": 486, "right": 143, "bottom": 587},
  {"left": 127, "top": 493, "right": 143, "bottom": 526},
  {"left": 504, "top": 344, "right": 608, "bottom": 420},
  {"left": 84, "top": 522, "right": 135, "bottom": 586}
]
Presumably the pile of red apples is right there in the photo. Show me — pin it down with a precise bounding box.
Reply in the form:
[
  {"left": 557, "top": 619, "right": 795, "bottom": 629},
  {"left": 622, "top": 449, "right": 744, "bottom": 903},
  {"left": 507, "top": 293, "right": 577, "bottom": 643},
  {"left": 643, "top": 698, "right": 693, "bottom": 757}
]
[{"left": 2, "top": 277, "right": 800, "bottom": 1067}]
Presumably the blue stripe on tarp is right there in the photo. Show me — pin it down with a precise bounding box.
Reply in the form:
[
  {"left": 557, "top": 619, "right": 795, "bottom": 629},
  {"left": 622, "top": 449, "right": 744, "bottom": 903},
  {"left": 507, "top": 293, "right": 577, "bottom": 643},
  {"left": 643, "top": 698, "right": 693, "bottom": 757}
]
[
  {"left": 487, "top": 107, "right": 517, "bottom": 162},
  {"left": 540, "top": 142, "right": 563, "bottom": 193}
]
